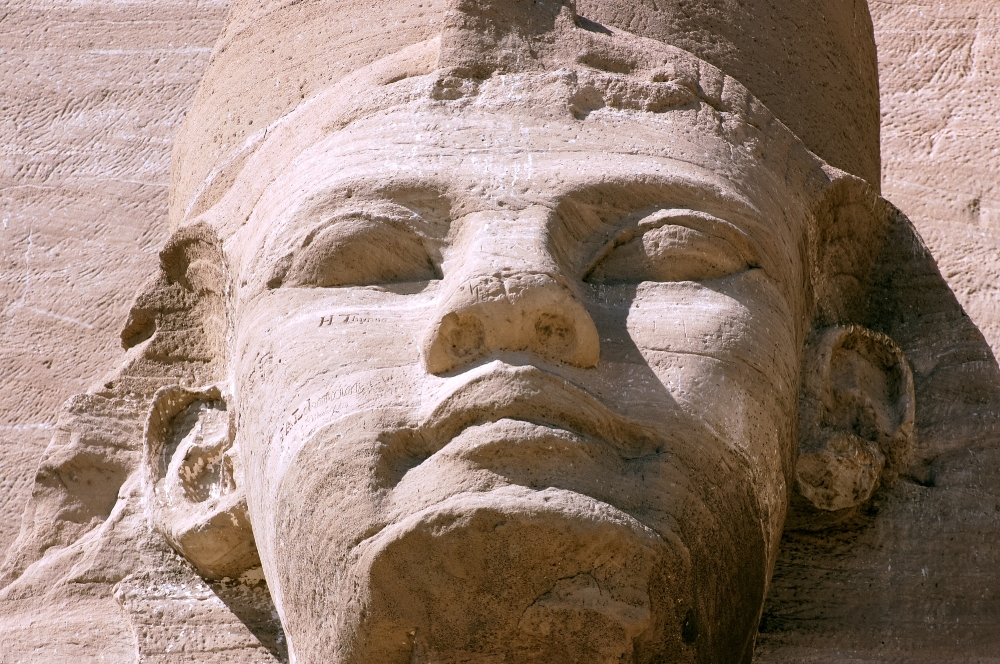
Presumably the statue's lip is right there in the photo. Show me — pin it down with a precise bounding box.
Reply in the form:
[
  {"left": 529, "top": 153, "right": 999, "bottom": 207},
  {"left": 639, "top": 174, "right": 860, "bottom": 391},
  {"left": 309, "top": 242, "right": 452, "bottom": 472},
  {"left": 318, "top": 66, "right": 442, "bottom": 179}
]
[{"left": 388, "top": 362, "right": 667, "bottom": 460}]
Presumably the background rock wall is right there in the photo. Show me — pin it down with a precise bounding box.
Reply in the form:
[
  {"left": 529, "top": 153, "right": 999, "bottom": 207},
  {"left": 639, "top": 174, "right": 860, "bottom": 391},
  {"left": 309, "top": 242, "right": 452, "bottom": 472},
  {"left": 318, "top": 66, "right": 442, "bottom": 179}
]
[
  {"left": 877, "top": 0, "right": 1000, "bottom": 358},
  {"left": 1, "top": 0, "right": 999, "bottom": 658},
  {"left": 0, "top": 0, "right": 227, "bottom": 553}
]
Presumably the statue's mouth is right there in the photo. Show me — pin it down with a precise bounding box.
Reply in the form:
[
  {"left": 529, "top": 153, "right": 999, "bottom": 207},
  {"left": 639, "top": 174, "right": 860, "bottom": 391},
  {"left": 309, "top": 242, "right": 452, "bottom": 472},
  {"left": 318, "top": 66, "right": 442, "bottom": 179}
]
[
  {"left": 345, "top": 362, "right": 692, "bottom": 578},
  {"left": 375, "top": 362, "right": 670, "bottom": 482},
  {"left": 436, "top": 417, "right": 613, "bottom": 470}
]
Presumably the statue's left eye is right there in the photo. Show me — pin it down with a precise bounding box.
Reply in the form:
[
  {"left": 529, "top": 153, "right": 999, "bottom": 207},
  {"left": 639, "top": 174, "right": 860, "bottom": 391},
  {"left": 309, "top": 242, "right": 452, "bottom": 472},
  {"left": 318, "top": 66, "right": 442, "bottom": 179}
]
[
  {"left": 585, "top": 222, "right": 753, "bottom": 285},
  {"left": 279, "top": 218, "right": 438, "bottom": 288}
]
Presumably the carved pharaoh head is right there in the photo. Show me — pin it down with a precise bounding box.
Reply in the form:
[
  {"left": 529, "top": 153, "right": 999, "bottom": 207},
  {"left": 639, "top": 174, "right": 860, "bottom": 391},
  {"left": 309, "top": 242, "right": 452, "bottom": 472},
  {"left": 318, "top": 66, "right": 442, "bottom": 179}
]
[{"left": 134, "top": 1, "right": 916, "bottom": 662}]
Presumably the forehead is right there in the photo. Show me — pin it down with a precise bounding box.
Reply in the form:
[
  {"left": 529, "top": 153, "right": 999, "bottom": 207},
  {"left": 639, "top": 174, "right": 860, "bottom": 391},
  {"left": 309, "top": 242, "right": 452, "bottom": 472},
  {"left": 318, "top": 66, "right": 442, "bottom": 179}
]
[{"left": 245, "top": 99, "right": 801, "bottom": 235}]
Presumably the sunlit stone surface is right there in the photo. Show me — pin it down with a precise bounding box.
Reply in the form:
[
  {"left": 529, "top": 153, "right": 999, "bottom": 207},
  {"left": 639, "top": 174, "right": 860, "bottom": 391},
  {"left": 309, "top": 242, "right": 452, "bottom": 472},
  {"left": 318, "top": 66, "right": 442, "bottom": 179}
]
[{"left": 2, "top": 1, "right": 999, "bottom": 662}]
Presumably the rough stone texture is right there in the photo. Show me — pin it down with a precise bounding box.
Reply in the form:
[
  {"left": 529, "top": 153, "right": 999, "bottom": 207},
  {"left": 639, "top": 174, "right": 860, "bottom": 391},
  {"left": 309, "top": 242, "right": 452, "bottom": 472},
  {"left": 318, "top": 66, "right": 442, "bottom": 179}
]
[
  {"left": 170, "top": 0, "right": 881, "bottom": 230},
  {"left": 756, "top": 2, "right": 1000, "bottom": 661},
  {"left": 2, "top": 1, "right": 1000, "bottom": 662},
  {"left": 876, "top": 0, "right": 1000, "bottom": 358},
  {"left": 0, "top": 1, "right": 227, "bottom": 555}
]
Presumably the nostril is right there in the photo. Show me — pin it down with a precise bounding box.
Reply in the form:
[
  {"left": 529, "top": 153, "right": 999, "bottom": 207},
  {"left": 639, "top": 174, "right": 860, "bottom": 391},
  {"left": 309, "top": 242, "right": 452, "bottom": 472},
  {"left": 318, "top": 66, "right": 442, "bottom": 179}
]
[
  {"left": 534, "top": 313, "right": 577, "bottom": 355},
  {"left": 425, "top": 274, "right": 600, "bottom": 373},
  {"left": 440, "top": 312, "right": 486, "bottom": 361}
]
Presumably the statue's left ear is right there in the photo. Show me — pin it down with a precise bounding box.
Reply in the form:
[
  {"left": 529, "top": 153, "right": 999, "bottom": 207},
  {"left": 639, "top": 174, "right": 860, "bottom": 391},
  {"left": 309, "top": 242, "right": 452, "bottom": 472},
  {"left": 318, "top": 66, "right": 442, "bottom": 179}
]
[
  {"left": 795, "top": 325, "right": 915, "bottom": 515},
  {"left": 793, "top": 166, "right": 918, "bottom": 521},
  {"left": 142, "top": 383, "right": 258, "bottom": 580}
]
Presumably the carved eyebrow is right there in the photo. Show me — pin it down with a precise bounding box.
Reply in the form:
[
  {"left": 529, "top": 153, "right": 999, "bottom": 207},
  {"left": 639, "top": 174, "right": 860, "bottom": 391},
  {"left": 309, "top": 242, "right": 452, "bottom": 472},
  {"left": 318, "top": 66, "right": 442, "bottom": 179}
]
[
  {"left": 551, "top": 174, "right": 761, "bottom": 218},
  {"left": 550, "top": 175, "right": 763, "bottom": 237},
  {"left": 277, "top": 189, "right": 454, "bottom": 256},
  {"left": 298, "top": 203, "right": 431, "bottom": 244},
  {"left": 582, "top": 208, "right": 761, "bottom": 277},
  {"left": 543, "top": 176, "right": 766, "bottom": 278}
]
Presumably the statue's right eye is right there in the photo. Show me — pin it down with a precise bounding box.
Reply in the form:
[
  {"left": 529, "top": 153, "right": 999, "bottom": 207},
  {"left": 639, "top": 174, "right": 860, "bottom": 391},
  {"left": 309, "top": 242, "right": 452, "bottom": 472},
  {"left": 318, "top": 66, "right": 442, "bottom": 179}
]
[{"left": 276, "top": 218, "right": 438, "bottom": 288}]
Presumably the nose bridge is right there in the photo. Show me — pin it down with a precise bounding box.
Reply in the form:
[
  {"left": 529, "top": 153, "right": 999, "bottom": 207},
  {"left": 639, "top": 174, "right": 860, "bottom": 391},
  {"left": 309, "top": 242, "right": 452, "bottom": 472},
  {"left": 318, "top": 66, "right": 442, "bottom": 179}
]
[
  {"left": 423, "top": 207, "right": 600, "bottom": 374},
  {"left": 456, "top": 206, "right": 556, "bottom": 276}
]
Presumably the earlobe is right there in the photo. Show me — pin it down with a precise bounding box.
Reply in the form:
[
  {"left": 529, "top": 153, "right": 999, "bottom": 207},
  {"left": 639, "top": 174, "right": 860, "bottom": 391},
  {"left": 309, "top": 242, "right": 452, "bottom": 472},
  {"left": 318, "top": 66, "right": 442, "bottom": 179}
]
[
  {"left": 143, "top": 383, "right": 259, "bottom": 580},
  {"left": 795, "top": 325, "right": 915, "bottom": 516}
]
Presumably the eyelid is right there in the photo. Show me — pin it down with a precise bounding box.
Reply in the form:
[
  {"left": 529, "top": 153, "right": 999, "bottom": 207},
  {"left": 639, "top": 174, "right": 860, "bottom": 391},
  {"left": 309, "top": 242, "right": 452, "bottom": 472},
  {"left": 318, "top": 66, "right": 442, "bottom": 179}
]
[
  {"left": 274, "top": 207, "right": 439, "bottom": 289},
  {"left": 582, "top": 208, "right": 760, "bottom": 278}
]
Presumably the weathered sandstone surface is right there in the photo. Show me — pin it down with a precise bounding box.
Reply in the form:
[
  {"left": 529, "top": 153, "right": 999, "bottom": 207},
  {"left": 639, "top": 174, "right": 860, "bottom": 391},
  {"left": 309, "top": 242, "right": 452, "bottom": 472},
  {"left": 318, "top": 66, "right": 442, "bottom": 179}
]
[
  {"left": 877, "top": 0, "right": 1000, "bottom": 358},
  {"left": 0, "top": 0, "right": 227, "bottom": 554},
  {"left": 758, "top": 2, "right": 1000, "bottom": 660},
  {"left": 0, "top": 1, "right": 998, "bottom": 662}
]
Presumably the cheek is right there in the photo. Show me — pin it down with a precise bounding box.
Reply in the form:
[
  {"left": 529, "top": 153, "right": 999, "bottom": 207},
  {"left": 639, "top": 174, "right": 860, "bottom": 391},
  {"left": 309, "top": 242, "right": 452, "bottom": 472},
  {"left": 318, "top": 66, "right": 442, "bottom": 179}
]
[
  {"left": 623, "top": 271, "right": 800, "bottom": 550},
  {"left": 626, "top": 272, "right": 798, "bottom": 385},
  {"left": 233, "top": 287, "right": 436, "bottom": 397},
  {"left": 621, "top": 271, "right": 799, "bottom": 467},
  {"left": 230, "top": 289, "right": 437, "bottom": 507}
]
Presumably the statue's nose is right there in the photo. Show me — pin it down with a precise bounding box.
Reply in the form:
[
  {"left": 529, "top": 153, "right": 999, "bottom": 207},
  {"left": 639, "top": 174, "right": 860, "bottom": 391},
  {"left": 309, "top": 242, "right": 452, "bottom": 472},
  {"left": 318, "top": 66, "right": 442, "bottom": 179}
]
[{"left": 421, "top": 208, "right": 600, "bottom": 375}]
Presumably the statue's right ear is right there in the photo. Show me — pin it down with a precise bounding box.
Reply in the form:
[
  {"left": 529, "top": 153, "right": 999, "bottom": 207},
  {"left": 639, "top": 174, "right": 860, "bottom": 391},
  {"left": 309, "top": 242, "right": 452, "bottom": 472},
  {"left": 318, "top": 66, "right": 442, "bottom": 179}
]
[
  {"left": 123, "top": 223, "right": 255, "bottom": 579},
  {"left": 143, "top": 383, "right": 258, "bottom": 580},
  {"left": 120, "top": 221, "right": 253, "bottom": 581},
  {"left": 0, "top": 224, "right": 232, "bottom": 587}
]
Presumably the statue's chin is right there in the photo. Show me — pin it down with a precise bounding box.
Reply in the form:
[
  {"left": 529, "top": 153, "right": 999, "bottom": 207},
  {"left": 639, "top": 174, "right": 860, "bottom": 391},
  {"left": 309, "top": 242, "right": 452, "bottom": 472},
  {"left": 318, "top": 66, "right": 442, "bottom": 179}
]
[{"left": 284, "top": 486, "right": 696, "bottom": 664}]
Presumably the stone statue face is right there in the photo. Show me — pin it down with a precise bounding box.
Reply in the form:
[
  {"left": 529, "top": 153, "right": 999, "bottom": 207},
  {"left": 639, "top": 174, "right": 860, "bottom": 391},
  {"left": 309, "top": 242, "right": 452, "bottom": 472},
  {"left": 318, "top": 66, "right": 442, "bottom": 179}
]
[{"left": 225, "top": 76, "right": 810, "bottom": 663}]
